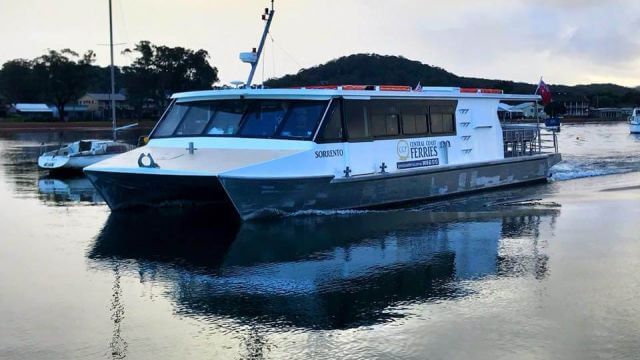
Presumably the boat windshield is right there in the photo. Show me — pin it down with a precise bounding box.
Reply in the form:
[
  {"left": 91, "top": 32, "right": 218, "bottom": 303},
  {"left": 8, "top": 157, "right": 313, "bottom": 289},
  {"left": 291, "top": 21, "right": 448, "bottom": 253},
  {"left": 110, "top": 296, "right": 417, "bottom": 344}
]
[{"left": 151, "top": 99, "right": 329, "bottom": 140}]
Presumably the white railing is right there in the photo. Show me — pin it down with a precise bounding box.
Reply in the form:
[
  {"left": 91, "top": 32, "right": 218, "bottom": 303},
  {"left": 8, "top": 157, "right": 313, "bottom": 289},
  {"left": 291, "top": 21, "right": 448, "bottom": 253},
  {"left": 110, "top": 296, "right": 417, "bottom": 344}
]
[{"left": 502, "top": 125, "right": 558, "bottom": 157}]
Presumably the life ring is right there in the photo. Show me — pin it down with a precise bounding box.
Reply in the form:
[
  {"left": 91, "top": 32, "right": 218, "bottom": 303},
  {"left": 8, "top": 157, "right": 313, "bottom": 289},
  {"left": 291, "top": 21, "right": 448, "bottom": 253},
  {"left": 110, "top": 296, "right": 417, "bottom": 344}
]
[{"left": 137, "top": 153, "right": 160, "bottom": 168}]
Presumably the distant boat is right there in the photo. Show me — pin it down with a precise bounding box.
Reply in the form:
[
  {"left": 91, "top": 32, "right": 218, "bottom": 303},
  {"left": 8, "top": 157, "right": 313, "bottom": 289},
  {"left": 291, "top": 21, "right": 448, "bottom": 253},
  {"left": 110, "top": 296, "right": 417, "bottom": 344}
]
[
  {"left": 629, "top": 108, "right": 640, "bottom": 134},
  {"left": 38, "top": 140, "right": 134, "bottom": 172}
]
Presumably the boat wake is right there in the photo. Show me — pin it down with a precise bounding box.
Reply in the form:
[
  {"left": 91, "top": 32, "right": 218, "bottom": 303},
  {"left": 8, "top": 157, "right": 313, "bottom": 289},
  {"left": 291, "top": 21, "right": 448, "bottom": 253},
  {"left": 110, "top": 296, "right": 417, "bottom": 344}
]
[
  {"left": 285, "top": 208, "right": 382, "bottom": 218},
  {"left": 551, "top": 156, "right": 639, "bottom": 181}
]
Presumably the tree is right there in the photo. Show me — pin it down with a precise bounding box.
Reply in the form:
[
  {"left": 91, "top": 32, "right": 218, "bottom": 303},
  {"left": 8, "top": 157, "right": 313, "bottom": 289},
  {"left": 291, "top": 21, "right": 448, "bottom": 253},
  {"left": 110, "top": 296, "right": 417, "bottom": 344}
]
[
  {"left": 544, "top": 101, "right": 567, "bottom": 117},
  {"left": 0, "top": 59, "right": 42, "bottom": 104},
  {"left": 122, "top": 41, "right": 218, "bottom": 117},
  {"left": 32, "top": 49, "right": 95, "bottom": 121}
]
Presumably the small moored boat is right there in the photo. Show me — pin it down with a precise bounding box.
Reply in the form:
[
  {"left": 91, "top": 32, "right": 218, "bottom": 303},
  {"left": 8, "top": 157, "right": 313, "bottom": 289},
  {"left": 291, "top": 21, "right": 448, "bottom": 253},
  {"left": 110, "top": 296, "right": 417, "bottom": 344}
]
[
  {"left": 629, "top": 108, "right": 640, "bottom": 134},
  {"left": 38, "top": 140, "right": 135, "bottom": 172}
]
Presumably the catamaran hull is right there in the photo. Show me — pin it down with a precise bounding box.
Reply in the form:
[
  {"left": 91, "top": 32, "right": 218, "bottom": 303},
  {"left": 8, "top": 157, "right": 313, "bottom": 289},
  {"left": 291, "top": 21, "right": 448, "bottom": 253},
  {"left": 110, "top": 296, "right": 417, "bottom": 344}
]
[
  {"left": 84, "top": 171, "right": 232, "bottom": 211},
  {"left": 86, "top": 154, "right": 561, "bottom": 220}
]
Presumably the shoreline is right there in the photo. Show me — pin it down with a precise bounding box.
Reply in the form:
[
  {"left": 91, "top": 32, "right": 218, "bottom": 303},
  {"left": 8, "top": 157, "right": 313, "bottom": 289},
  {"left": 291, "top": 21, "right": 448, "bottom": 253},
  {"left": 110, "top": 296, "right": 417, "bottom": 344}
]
[{"left": 0, "top": 120, "right": 156, "bottom": 132}]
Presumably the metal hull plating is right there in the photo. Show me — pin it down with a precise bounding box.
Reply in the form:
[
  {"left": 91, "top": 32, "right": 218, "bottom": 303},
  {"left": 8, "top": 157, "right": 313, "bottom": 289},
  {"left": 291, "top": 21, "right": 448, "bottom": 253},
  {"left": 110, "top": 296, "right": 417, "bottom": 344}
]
[
  {"left": 87, "top": 154, "right": 560, "bottom": 220},
  {"left": 84, "top": 170, "right": 233, "bottom": 211}
]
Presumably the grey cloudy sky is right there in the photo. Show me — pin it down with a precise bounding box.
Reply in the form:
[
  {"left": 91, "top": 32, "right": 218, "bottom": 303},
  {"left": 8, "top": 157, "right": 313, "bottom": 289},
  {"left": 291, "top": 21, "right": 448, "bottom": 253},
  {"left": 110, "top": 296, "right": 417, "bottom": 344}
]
[{"left": 1, "top": 0, "right": 639, "bottom": 86}]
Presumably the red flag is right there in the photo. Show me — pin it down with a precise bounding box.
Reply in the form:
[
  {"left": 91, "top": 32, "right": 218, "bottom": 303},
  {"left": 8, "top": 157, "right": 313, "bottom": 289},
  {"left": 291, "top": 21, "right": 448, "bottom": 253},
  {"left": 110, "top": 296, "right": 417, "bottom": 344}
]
[{"left": 536, "top": 79, "right": 552, "bottom": 105}]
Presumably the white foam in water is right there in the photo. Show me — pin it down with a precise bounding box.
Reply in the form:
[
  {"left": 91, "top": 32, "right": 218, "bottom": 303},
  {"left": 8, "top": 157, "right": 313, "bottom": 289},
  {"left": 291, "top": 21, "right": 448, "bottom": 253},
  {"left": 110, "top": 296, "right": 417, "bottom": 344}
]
[
  {"left": 551, "top": 159, "right": 635, "bottom": 181},
  {"left": 286, "top": 209, "right": 379, "bottom": 218}
]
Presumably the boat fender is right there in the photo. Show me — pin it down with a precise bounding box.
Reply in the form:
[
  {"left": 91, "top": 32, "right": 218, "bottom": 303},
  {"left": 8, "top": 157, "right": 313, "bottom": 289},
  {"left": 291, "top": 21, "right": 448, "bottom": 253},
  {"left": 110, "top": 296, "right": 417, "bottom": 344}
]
[{"left": 138, "top": 153, "right": 160, "bottom": 168}]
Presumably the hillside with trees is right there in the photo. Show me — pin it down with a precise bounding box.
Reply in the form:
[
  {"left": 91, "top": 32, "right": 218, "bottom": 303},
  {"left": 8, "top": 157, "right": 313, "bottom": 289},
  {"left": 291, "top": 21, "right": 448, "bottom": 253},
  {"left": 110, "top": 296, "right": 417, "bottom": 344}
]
[{"left": 265, "top": 54, "right": 640, "bottom": 108}]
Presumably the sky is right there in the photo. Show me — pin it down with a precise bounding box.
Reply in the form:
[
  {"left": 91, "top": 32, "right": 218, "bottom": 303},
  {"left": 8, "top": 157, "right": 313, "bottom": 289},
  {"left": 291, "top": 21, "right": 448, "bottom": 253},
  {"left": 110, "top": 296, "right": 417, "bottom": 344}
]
[{"left": 1, "top": 0, "right": 639, "bottom": 87}]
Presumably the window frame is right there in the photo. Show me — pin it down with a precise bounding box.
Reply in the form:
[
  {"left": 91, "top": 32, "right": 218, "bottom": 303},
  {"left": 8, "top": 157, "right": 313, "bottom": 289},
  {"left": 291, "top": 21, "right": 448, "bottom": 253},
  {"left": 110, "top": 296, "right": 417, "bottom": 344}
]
[
  {"left": 314, "top": 98, "right": 347, "bottom": 144},
  {"left": 340, "top": 98, "right": 458, "bottom": 142},
  {"left": 343, "top": 99, "right": 374, "bottom": 142},
  {"left": 428, "top": 104, "right": 457, "bottom": 136},
  {"left": 150, "top": 99, "right": 330, "bottom": 140}
]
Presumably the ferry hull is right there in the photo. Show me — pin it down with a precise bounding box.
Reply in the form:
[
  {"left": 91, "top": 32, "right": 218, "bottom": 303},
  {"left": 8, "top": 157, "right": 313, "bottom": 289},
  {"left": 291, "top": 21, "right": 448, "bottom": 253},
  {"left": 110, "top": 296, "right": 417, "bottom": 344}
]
[
  {"left": 221, "top": 154, "right": 561, "bottom": 219},
  {"left": 86, "top": 154, "right": 560, "bottom": 220},
  {"left": 84, "top": 171, "right": 233, "bottom": 211}
]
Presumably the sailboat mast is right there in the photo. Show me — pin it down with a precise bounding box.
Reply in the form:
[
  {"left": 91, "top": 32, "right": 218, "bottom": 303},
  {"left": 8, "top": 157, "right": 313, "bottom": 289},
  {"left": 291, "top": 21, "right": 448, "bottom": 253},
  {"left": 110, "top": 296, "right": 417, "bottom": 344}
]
[
  {"left": 246, "top": 0, "right": 275, "bottom": 87},
  {"left": 109, "top": 0, "right": 117, "bottom": 141}
]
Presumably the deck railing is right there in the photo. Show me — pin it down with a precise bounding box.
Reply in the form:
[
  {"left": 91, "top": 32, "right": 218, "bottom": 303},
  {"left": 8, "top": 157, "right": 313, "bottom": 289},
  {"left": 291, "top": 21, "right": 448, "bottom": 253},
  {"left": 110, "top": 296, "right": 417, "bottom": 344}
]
[{"left": 502, "top": 125, "right": 558, "bottom": 157}]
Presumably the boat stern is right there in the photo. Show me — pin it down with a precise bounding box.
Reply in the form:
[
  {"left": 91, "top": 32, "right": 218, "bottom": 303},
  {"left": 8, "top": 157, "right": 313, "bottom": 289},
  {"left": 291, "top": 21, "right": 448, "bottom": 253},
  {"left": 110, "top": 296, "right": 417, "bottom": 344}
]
[{"left": 38, "top": 154, "right": 70, "bottom": 170}]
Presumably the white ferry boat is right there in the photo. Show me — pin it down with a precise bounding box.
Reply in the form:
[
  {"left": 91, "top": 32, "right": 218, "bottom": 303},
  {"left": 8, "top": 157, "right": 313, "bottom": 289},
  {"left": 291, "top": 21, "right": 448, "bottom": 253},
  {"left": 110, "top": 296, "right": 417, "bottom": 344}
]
[
  {"left": 84, "top": 85, "right": 561, "bottom": 220},
  {"left": 629, "top": 108, "right": 640, "bottom": 134}
]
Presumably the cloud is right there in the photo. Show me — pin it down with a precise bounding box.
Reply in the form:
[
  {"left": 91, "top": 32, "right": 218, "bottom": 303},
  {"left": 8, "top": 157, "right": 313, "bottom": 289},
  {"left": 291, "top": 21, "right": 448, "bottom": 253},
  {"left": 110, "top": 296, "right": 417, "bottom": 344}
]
[{"left": 0, "top": 0, "right": 639, "bottom": 86}]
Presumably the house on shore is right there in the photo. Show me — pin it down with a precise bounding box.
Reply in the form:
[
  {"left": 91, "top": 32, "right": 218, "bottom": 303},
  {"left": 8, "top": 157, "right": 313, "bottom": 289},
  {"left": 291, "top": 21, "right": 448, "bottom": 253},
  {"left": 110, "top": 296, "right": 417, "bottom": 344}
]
[
  {"left": 498, "top": 102, "right": 546, "bottom": 121},
  {"left": 590, "top": 107, "right": 633, "bottom": 120},
  {"left": 78, "top": 92, "right": 129, "bottom": 119},
  {"left": 7, "top": 103, "right": 90, "bottom": 120},
  {"left": 8, "top": 103, "right": 54, "bottom": 120}
]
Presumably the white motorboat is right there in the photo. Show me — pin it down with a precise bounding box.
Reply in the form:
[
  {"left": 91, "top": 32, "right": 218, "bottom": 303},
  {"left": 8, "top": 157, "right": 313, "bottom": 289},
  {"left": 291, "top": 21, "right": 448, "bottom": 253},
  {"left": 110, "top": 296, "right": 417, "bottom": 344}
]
[
  {"left": 38, "top": 140, "right": 135, "bottom": 172},
  {"left": 629, "top": 108, "right": 640, "bottom": 134}
]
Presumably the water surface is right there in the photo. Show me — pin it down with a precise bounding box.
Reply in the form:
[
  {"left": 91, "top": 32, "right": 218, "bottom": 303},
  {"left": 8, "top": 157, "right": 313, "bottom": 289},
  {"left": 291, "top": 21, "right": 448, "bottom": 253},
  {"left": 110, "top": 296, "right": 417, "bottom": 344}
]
[{"left": 1, "top": 123, "right": 640, "bottom": 359}]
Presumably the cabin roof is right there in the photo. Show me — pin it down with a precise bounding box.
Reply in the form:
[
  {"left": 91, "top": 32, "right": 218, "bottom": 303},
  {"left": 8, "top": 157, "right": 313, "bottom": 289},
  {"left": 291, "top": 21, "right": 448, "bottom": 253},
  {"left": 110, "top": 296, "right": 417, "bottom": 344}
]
[
  {"left": 171, "top": 86, "right": 541, "bottom": 102},
  {"left": 14, "top": 103, "right": 52, "bottom": 113}
]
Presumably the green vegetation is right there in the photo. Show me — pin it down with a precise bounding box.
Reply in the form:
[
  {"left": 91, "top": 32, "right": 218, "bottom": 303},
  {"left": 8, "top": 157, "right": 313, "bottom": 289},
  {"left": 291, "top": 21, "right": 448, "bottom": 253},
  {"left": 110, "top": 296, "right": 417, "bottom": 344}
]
[
  {"left": 121, "top": 41, "right": 219, "bottom": 116},
  {"left": 0, "top": 42, "right": 219, "bottom": 121},
  {"left": 265, "top": 54, "right": 640, "bottom": 108}
]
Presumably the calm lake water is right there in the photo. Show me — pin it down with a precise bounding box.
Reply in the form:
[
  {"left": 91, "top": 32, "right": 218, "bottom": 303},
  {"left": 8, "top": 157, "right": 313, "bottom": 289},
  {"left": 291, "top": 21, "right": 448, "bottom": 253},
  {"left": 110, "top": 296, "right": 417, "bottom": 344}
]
[{"left": 1, "top": 123, "right": 640, "bottom": 359}]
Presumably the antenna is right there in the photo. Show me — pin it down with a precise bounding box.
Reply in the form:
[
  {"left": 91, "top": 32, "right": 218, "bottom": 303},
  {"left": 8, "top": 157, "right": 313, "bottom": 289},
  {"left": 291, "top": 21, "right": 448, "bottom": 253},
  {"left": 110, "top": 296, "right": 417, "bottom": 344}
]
[{"left": 241, "top": 1, "right": 275, "bottom": 87}]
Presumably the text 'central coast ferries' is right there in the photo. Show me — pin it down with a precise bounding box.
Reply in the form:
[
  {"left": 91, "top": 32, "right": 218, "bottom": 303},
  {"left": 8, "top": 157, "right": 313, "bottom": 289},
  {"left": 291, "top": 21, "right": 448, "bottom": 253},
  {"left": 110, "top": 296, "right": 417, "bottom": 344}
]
[{"left": 84, "top": 85, "right": 561, "bottom": 220}]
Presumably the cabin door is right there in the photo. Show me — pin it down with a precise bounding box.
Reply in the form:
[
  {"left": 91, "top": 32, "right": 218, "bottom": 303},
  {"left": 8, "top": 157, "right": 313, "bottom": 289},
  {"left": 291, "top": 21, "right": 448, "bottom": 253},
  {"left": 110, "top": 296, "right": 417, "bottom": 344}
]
[
  {"left": 344, "top": 141, "right": 375, "bottom": 177},
  {"left": 342, "top": 99, "right": 376, "bottom": 177}
]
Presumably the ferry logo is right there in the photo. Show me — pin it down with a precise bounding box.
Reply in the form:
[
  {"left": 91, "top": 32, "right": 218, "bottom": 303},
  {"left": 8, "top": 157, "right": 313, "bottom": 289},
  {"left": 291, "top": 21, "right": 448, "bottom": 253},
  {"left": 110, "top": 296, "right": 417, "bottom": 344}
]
[{"left": 397, "top": 140, "right": 410, "bottom": 161}]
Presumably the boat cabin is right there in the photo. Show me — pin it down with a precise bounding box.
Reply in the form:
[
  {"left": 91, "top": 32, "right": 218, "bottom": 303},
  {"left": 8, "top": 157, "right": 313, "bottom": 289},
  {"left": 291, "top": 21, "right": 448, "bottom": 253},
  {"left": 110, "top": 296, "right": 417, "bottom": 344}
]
[{"left": 145, "top": 85, "right": 555, "bottom": 178}]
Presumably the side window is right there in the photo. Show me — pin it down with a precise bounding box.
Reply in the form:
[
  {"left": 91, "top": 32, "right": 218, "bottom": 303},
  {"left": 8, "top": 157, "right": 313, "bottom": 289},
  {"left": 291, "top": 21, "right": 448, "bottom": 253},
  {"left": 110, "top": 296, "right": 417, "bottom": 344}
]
[
  {"left": 344, "top": 100, "right": 370, "bottom": 140},
  {"left": 318, "top": 100, "right": 344, "bottom": 142},
  {"left": 370, "top": 100, "right": 400, "bottom": 138},
  {"left": 430, "top": 105, "right": 456, "bottom": 134},
  {"left": 401, "top": 101, "right": 429, "bottom": 135},
  {"left": 371, "top": 113, "right": 399, "bottom": 137}
]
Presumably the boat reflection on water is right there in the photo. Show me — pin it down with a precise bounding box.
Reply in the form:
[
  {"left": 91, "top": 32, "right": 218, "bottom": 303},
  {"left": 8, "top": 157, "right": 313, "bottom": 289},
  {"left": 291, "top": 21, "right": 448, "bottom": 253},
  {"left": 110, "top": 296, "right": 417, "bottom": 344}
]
[
  {"left": 37, "top": 176, "right": 103, "bottom": 204},
  {"left": 89, "top": 207, "right": 558, "bottom": 330}
]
